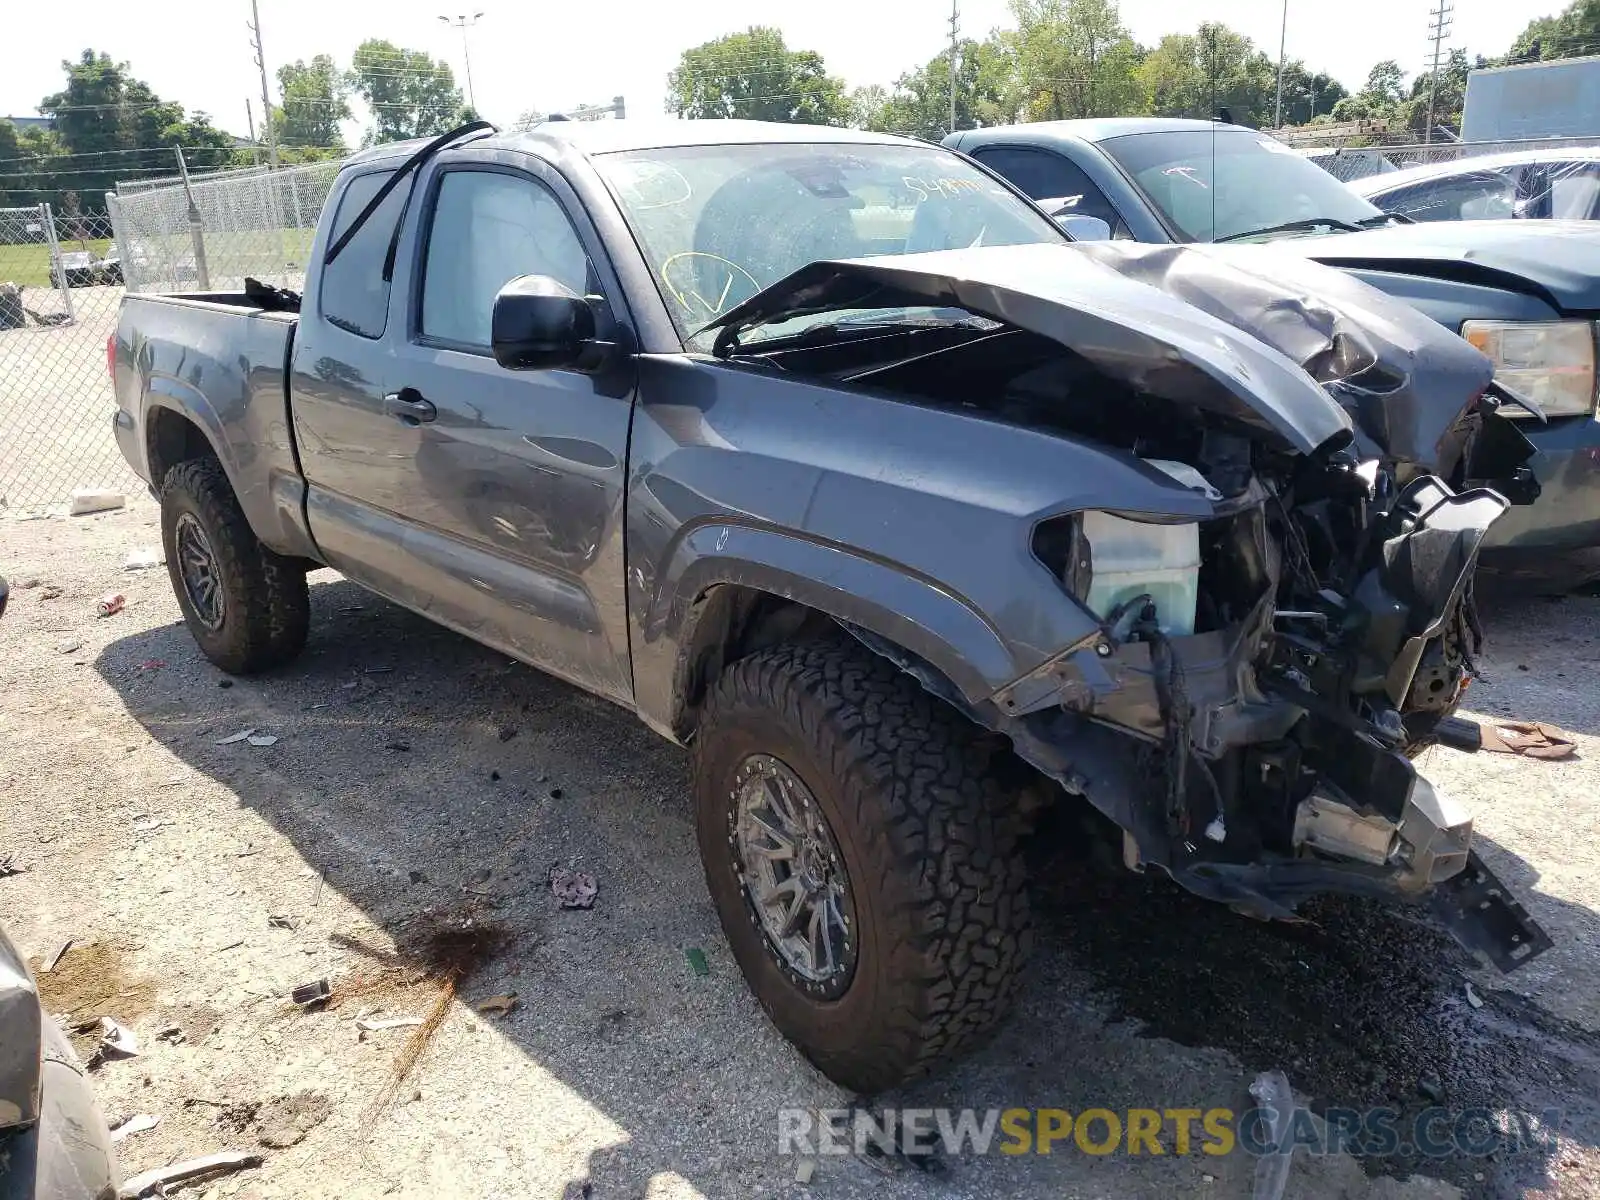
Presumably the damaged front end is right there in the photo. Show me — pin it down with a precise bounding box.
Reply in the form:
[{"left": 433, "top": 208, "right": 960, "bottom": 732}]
[
  {"left": 708, "top": 242, "right": 1553, "bottom": 972},
  {"left": 996, "top": 448, "right": 1549, "bottom": 971}
]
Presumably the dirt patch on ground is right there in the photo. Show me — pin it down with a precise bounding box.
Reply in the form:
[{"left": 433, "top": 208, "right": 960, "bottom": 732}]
[{"left": 31, "top": 940, "right": 156, "bottom": 1026}]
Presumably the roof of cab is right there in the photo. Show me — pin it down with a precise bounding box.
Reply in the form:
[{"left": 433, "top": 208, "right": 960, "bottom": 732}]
[
  {"left": 345, "top": 118, "right": 924, "bottom": 169},
  {"left": 1351, "top": 145, "right": 1600, "bottom": 196},
  {"left": 958, "top": 118, "right": 1253, "bottom": 145}
]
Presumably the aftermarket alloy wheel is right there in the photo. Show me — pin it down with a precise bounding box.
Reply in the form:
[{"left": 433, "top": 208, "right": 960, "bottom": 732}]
[
  {"left": 693, "top": 639, "right": 1032, "bottom": 1094},
  {"left": 160, "top": 457, "right": 309, "bottom": 674}
]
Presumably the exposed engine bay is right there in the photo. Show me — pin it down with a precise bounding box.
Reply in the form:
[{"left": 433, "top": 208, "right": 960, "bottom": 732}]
[{"left": 706, "top": 241, "right": 1553, "bottom": 971}]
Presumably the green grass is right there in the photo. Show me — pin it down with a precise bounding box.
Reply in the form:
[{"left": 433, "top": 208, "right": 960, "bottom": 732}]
[
  {"left": 0, "top": 229, "right": 319, "bottom": 290},
  {"left": 0, "top": 238, "right": 113, "bottom": 288}
]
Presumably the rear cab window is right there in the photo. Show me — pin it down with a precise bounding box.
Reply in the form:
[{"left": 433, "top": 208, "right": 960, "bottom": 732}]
[
  {"left": 319, "top": 169, "right": 407, "bottom": 338},
  {"left": 969, "top": 146, "right": 1130, "bottom": 237}
]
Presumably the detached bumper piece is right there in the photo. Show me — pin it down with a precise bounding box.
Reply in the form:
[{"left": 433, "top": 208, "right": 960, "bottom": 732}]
[{"left": 1430, "top": 851, "right": 1554, "bottom": 972}]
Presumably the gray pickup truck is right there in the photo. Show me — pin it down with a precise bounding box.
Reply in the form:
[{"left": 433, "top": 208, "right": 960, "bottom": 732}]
[
  {"left": 948, "top": 119, "right": 1600, "bottom": 581},
  {"left": 111, "top": 119, "right": 1549, "bottom": 1092}
]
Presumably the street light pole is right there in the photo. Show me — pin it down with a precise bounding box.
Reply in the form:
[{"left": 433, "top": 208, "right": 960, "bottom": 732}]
[
  {"left": 439, "top": 12, "right": 485, "bottom": 114},
  {"left": 1273, "top": 0, "right": 1288, "bottom": 128}
]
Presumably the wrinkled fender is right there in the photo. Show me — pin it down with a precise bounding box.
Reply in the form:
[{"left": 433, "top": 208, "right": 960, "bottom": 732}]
[
  {"left": 126, "top": 300, "right": 315, "bottom": 560},
  {"left": 666, "top": 523, "right": 1020, "bottom": 707},
  {"left": 623, "top": 355, "right": 1221, "bottom": 739}
]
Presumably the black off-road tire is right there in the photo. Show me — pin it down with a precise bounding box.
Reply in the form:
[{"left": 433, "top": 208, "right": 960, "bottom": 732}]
[
  {"left": 160, "top": 457, "right": 309, "bottom": 674},
  {"left": 693, "top": 639, "right": 1032, "bottom": 1094}
]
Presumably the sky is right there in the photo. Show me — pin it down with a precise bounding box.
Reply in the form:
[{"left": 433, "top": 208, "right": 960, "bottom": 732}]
[{"left": 0, "top": 0, "right": 1546, "bottom": 146}]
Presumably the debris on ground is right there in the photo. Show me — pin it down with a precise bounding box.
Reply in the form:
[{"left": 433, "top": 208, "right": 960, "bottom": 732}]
[
  {"left": 248, "top": 734, "right": 279, "bottom": 747},
  {"left": 386, "top": 740, "right": 411, "bottom": 752},
  {"left": 685, "top": 947, "right": 710, "bottom": 978},
  {"left": 255, "top": 1091, "right": 332, "bottom": 1148},
  {"left": 215, "top": 729, "right": 256, "bottom": 745},
  {"left": 108, "top": 1113, "right": 160, "bottom": 1144},
  {"left": 268, "top": 914, "right": 297, "bottom": 931},
  {"left": 1465, "top": 981, "right": 1484, "bottom": 1009},
  {"left": 70, "top": 490, "right": 125, "bottom": 517},
  {"left": 123, "top": 548, "right": 162, "bottom": 570},
  {"left": 95, "top": 592, "right": 125, "bottom": 617},
  {"left": 1479, "top": 720, "right": 1578, "bottom": 759},
  {"left": 156, "top": 1024, "right": 186, "bottom": 1045},
  {"left": 82, "top": 1016, "right": 141, "bottom": 1067},
  {"left": 1248, "top": 1069, "right": 1296, "bottom": 1200},
  {"left": 44, "top": 938, "right": 74, "bottom": 972},
  {"left": 1417, "top": 1069, "right": 1445, "bottom": 1104},
  {"left": 357, "top": 1016, "right": 424, "bottom": 1040},
  {"left": 290, "top": 978, "right": 331, "bottom": 1007},
  {"left": 364, "top": 666, "right": 395, "bottom": 675},
  {"left": 475, "top": 993, "right": 519, "bottom": 1015},
  {"left": 0, "top": 855, "right": 22, "bottom": 878},
  {"left": 497, "top": 725, "right": 518, "bottom": 742},
  {"left": 56, "top": 641, "right": 82, "bottom": 655},
  {"left": 39, "top": 585, "right": 64, "bottom": 600},
  {"left": 548, "top": 865, "right": 597, "bottom": 910},
  {"left": 344, "top": 905, "right": 511, "bottom": 1130},
  {"left": 138, "top": 659, "right": 166, "bottom": 670},
  {"left": 116, "top": 1150, "right": 263, "bottom": 1198},
  {"left": 795, "top": 1158, "right": 817, "bottom": 1185}
]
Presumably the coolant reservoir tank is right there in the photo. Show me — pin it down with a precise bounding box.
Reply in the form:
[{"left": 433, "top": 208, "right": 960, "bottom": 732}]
[{"left": 1081, "top": 459, "right": 1214, "bottom": 637}]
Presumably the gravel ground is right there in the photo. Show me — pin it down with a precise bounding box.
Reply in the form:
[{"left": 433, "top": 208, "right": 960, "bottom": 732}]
[{"left": 2, "top": 500, "right": 1597, "bottom": 1200}]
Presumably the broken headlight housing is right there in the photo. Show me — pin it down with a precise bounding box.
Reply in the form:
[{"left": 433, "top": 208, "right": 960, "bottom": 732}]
[{"left": 1462, "top": 319, "right": 1597, "bottom": 419}]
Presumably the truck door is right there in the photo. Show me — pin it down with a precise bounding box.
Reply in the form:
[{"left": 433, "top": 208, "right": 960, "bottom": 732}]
[{"left": 297, "top": 157, "right": 638, "bottom": 703}]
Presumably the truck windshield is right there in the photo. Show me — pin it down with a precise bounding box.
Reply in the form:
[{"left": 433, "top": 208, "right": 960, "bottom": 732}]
[
  {"left": 1099, "top": 129, "right": 1387, "bottom": 243},
  {"left": 594, "top": 142, "right": 1065, "bottom": 346}
]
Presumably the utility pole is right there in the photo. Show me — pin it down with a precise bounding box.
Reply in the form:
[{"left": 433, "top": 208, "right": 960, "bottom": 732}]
[
  {"left": 1425, "top": 1, "right": 1454, "bottom": 144},
  {"left": 245, "top": 100, "right": 261, "bottom": 167},
  {"left": 948, "top": 0, "right": 960, "bottom": 136},
  {"left": 247, "top": 0, "right": 279, "bottom": 169},
  {"left": 1273, "top": 0, "right": 1289, "bottom": 128},
  {"left": 439, "top": 12, "right": 486, "bottom": 114}
]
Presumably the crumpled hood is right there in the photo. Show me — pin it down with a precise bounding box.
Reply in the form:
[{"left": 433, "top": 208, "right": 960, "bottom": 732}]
[
  {"left": 1282, "top": 219, "right": 1600, "bottom": 313},
  {"left": 708, "top": 241, "right": 1494, "bottom": 471},
  {"left": 1073, "top": 241, "right": 1497, "bottom": 472}
]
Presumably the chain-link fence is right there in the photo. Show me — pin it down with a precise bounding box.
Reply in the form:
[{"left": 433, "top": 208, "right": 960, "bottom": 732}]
[
  {"left": 0, "top": 204, "right": 136, "bottom": 513},
  {"left": 109, "top": 159, "right": 343, "bottom": 295}
]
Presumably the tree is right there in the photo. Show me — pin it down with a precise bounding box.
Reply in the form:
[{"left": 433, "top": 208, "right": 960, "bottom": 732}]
[
  {"left": 1396, "top": 48, "right": 1478, "bottom": 137},
  {"left": 1274, "top": 62, "right": 1347, "bottom": 126},
  {"left": 856, "top": 37, "right": 1016, "bottom": 139},
  {"left": 1134, "top": 24, "right": 1277, "bottom": 126},
  {"left": 33, "top": 50, "right": 244, "bottom": 210},
  {"left": 1007, "top": 0, "right": 1143, "bottom": 121},
  {"left": 666, "top": 27, "right": 851, "bottom": 124},
  {"left": 1330, "top": 59, "right": 1409, "bottom": 125},
  {"left": 277, "top": 55, "right": 350, "bottom": 151},
  {"left": 348, "top": 40, "right": 466, "bottom": 145},
  {"left": 1507, "top": 0, "right": 1600, "bottom": 62},
  {"left": 0, "top": 120, "right": 20, "bottom": 206}
]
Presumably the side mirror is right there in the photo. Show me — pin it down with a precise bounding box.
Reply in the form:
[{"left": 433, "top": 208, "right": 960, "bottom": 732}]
[
  {"left": 491, "top": 275, "right": 609, "bottom": 372},
  {"left": 1054, "top": 213, "right": 1112, "bottom": 242}
]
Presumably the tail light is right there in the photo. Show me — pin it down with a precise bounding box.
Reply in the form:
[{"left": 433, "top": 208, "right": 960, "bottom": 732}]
[{"left": 106, "top": 334, "right": 116, "bottom": 380}]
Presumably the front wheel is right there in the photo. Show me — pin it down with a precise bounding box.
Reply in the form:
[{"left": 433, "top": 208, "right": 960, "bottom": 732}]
[
  {"left": 160, "top": 457, "right": 309, "bottom": 674},
  {"left": 692, "top": 639, "right": 1032, "bottom": 1094}
]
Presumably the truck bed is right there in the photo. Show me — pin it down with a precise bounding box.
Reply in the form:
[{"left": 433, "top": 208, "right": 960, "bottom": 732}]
[{"left": 111, "top": 291, "right": 314, "bottom": 561}]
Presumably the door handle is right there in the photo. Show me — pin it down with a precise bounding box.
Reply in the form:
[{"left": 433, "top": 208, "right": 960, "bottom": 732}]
[{"left": 383, "top": 389, "right": 437, "bottom": 425}]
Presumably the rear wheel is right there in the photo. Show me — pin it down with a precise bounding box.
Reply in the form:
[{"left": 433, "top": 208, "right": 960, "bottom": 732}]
[
  {"left": 692, "top": 639, "right": 1031, "bottom": 1094},
  {"left": 160, "top": 457, "right": 309, "bottom": 674}
]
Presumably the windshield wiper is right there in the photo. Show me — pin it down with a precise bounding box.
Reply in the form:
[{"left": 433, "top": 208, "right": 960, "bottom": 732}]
[
  {"left": 718, "top": 315, "right": 988, "bottom": 358},
  {"left": 1214, "top": 216, "right": 1365, "bottom": 243},
  {"left": 1360, "top": 211, "right": 1414, "bottom": 226},
  {"left": 323, "top": 120, "right": 495, "bottom": 270}
]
